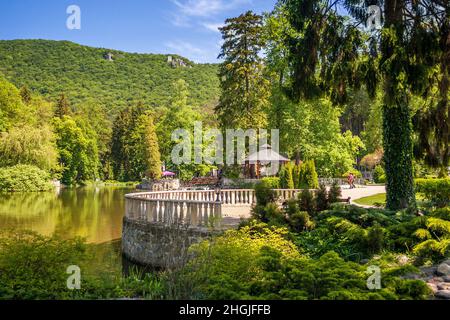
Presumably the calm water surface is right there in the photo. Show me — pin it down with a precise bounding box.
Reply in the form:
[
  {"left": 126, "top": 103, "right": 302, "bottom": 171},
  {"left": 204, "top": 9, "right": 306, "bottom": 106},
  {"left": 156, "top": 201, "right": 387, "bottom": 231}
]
[{"left": 0, "top": 186, "right": 139, "bottom": 275}]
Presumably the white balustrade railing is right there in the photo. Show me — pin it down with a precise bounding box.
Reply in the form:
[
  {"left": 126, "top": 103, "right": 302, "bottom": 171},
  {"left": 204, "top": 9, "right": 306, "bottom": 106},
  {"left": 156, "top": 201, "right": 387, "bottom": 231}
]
[
  {"left": 125, "top": 194, "right": 222, "bottom": 228},
  {"left": 125, "top": 189, "right": 308, "bottom": 228}
]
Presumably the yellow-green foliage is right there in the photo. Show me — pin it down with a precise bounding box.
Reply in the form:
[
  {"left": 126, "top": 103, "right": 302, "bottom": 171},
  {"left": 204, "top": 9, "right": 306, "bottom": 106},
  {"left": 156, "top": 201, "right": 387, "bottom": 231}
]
[
  {"left": 301, "top": 160, "right": 319, "bottom": 189},
  {"left": 178, "top": 222, "right": 300, "bottom": 299},
  {"left": 279, "top": 163, "right": 295, "bottom": 189},
  {"left": 260, "top": 177, "right": 280, "bottom": 189},
  {"left": 0, "top": 165, "right": 53, "bottom": 192},
  {"left": 425, "top": 217, "right": 450, "bottom": 234},
  {"left": 413, "top": 239, "right": 450, "bottom": 258},
  {"left": 189, "top": 222, "right": 300, "bottom": 280},
  {"left": 415, "top": 178, "right": 450, "bottom": 207},
  {"left": 0, "top": 231, "right": 167, "bottom": 300},
  {"left": 408, "top": 209, "right": 450, "bottom": 261},
  {"left": 413, "top": 228, "right": 432, "bottom": 240},
  {"left": 326, "top": 216, "right": 367, "bottom": 241}
]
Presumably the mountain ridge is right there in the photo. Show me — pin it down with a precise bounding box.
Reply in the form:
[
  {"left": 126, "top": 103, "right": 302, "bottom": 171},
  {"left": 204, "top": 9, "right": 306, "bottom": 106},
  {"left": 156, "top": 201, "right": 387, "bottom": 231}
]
[{"left": 0, "top": 39, "right": 220, "bottom": 114}]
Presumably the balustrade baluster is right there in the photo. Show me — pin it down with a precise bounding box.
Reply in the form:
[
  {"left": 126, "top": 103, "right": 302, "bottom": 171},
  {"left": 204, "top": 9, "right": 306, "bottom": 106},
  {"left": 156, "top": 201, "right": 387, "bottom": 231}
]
[
  {"left": 179, "top": 201, "right": 185, "bottom": 223},
  {"left": 150, "top": 201, "right": 156, "bottom": 222},
  {"left": 213, "top": 202, "right": 222, "bottom": 228},
  {"left": 186, "top": 202, "right": 192, "bottom": 225},
  {"left": 192, "top": 203, "right": 198, "bottom": 227},
  {"left": 159, "top": 201, "right": 164, "bottom": 222},
  {"left": 164, "top": 201, "right": 170, "bottom": 225},
  {"left": 204, "top": 203, "right": 209, "bottom": 226}
]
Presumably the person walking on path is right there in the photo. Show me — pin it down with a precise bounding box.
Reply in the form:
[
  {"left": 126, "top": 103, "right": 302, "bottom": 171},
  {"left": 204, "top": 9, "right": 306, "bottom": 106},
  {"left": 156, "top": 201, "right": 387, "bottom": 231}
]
[{"left": 348, "top": 173, "right": 355, "bottom": 189}]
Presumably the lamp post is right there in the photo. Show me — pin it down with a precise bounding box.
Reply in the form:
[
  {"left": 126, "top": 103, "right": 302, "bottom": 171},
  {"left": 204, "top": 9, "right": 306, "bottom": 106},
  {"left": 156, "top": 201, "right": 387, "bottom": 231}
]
[{"left": 214, "top": 185, "right": 221, "bottom": 202}]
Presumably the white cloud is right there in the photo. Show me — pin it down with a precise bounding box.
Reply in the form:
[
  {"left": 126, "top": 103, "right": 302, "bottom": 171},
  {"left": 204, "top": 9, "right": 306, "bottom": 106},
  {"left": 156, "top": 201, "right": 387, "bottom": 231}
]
[
  {"left": 166, "top": 40, "right": 204, "bottom": 55},
  {"left": 202, "top": 22, "right": 223, "bottom": 33},
  {"left": 166, "top": 40, "right": 217, "bottom": 63},
  {"left": 172, "top": 0, "right": 249, "bottom": 17},
  {"left": 166, "top": 0, "right": 253, "bottom": 61},
  {"left": 171, "top": 14, "right": 191, "bottom": 27}
]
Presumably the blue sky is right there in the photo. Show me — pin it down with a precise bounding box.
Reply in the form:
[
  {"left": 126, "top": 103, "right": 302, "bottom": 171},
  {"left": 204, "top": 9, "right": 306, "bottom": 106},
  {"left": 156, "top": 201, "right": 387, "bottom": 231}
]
[{"left": 0, "top": 0, "right": 277, "bottom": 63}]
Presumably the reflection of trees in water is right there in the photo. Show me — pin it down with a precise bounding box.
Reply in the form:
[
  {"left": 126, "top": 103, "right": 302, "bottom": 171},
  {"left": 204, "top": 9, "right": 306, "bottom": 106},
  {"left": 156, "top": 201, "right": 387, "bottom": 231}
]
[
  {"left": 0, "top": 187, "right": 133, "bottom": 244},
  {"left": 0, "top": 191, "right": 60, "bottom": 236},
  {"left": 85, "top": 240, "right": 123, "bottom": 278}
]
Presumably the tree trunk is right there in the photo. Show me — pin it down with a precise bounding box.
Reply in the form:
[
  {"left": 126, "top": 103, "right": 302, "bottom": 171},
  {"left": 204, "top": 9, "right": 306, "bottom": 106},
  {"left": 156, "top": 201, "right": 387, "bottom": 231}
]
[{"left": 382, "top": 0, "right": 416, "bottom": 210}]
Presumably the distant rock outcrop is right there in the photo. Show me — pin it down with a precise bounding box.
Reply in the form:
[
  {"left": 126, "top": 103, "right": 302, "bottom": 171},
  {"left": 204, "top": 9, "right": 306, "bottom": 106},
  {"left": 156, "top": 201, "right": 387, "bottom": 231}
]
[
  {"left": 104, "top": 52, "right": 114, "bottom": 61},
  {"left": 167, "top": 55, "right": 191, "bottom": 68}
]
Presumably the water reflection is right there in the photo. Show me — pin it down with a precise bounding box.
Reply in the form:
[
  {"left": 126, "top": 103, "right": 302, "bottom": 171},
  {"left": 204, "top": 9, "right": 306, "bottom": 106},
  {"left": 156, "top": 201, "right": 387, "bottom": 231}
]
[{"left": 0, "top": 186, "right": 135, "bottom": 243}]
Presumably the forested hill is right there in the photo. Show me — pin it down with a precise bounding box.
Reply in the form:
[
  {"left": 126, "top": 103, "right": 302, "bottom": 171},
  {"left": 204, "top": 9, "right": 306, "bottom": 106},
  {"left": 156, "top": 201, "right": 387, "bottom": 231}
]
[{"left": 0, "top": 39, "right": 220, "bottom": 113}]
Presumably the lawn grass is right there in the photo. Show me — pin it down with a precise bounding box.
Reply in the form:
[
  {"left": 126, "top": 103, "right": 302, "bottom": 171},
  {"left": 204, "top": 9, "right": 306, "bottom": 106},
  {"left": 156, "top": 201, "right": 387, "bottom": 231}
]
[
  {"left": 354, "top": 193, "right": 425, "bottom": 207},
  {"left": 354, "top": 193, "right": 386, "bottom": 206}
]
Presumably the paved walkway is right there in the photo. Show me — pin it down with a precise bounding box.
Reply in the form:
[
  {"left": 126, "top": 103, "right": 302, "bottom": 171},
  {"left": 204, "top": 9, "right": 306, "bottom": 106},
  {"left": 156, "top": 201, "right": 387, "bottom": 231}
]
[
  {"left": 341, "top": 185, "right": 386, "bottom": 206},
  {"left": 222, "top": 185, "right": 387, "bottom": 222}
]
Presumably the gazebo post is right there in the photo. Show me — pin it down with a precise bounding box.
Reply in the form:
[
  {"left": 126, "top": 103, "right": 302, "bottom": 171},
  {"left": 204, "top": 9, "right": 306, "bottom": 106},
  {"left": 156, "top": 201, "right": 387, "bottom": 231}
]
[{"left": 257, "top": 161, "right": 260, "bottom": 179}]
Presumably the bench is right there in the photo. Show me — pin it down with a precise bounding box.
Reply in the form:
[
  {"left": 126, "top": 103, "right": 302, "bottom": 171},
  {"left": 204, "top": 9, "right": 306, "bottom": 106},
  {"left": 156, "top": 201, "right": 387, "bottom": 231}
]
[{"left": 336, "top": 197, "right": 351, "bottom": 204}]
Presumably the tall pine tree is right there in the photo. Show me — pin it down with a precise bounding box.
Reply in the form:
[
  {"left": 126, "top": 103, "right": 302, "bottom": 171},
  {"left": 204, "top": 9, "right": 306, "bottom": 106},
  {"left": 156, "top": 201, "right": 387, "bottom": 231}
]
[
  {"left": 216, "top": 11, "right": 270, "bottom": 130},
  {"left": 144, "top": 115, "right": 161, "bottom": 180},
  {"left": 55, "top": 93, "right": 70, "bottom": 118}
]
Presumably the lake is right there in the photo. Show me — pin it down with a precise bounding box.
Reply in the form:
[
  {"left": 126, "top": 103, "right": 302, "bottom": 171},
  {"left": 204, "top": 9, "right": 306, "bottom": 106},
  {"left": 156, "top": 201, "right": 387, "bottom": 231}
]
[{"left": 0, "top": 186, "right": 139, "bottom": 276}]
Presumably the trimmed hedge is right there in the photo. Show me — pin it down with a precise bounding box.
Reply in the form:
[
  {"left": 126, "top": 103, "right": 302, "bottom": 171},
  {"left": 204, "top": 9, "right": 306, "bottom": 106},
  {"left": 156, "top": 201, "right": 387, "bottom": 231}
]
[
  {"left": 0, "top": 165, "right": 53, "bottom": 192},
  {"left": 415, "top": 178, "right": 450, "bottom": 207}
]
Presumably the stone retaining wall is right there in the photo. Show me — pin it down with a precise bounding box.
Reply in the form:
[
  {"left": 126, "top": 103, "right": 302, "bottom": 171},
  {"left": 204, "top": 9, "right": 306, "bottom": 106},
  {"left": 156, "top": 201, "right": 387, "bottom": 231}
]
[{"left": 121, "top": 217, "right": 218, "bottom": 268}]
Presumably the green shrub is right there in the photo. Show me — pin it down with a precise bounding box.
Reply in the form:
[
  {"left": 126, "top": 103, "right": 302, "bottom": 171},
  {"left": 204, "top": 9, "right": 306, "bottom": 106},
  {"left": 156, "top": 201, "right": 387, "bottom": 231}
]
[
  {"left": 289, "top": 211, "right": 314, "bottom": 232},
  {"left": 328, "top": 181, "right": 342, "bottom": 203},
  {"left": 0, "top": 231, "right": 167, "bottom": 300},
  {"left": 415, "top": 178, "right": 450, "bottom": 207},
  {"left": 301, "top": 160, "right": 319, "bottom": 189},
  {"left": 180, "top": 236, "right": 430, "bottom": 300},
  {"left": 293, "top": 164, "right": 301, "bottom": 188},
  {"left": 373, "top": 165, "right": 386, "bottom": 183},
  {"left": 287, "top": 162, "right": 295, "bottom": 189},
  {"left": 260, "top": 177, "right": 280, "bottom": 189},
  {"left": 279, "top": 163, "right": 294, "bottom": 189},
  {"left": 284, "top": 199, "right": 314, "bottom": 232},
  {"left": 265, "top": 203, "right": 287, "bottom": 225},
  {"left": 254, "top": 183, "right": 277, "bottom": 207},
  {"left": 298, "top": 189, "right": 315, "bottom": 214},
  {"left": 177, "top": 222, "right": 300, "bottom": 299},
  {"left": 366, "top": 223, "right": 385, "bottom": 254},
  {"left": 222, "top": 165, "right": 241, "bottom": 179},
  {"left": 0, "top": 231, "right": 93, "bottom": 299},
  {"left": 0, "top": 165, "right": 53, "bottom": 192},
  {"left": 315, "top": 184, "right": 329, "bottom": 212},
  {"left": 297, "top": 163, "right": 306, "bottom": 188}
]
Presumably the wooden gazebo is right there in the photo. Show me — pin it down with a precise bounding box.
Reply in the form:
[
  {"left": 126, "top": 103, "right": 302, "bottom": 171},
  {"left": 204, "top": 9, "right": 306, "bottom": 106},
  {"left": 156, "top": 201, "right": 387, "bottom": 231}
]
[{"left": 244, "top": 144, "right": 289, "bottom": 179}]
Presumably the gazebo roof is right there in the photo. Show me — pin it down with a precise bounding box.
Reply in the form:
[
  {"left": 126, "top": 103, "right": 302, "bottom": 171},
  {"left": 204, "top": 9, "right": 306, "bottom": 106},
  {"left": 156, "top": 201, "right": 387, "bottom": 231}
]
[{"left": 245, "top": 144, "right": 289, "bottom": 164}]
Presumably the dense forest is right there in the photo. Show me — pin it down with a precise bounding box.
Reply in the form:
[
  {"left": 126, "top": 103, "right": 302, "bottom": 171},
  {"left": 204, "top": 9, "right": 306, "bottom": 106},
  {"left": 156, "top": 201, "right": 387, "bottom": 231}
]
[
  {"left": 0, "top": 40, "right": 220, "bottom": 114},
  {"left": 0, "top": 40, "right": 222, "bottom": 186},
  {"left": 0, "top": 38, "right": 376, "bottom": 188}
]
